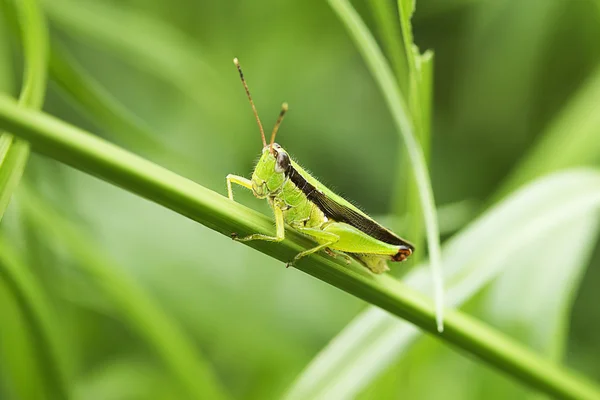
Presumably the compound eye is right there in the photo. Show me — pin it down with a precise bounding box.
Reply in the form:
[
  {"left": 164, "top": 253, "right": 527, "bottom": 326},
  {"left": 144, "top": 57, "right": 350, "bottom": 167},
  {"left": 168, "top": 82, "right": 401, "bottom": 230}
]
[{"left": 275, "top": 150, "right": 290, "bottom": 173}]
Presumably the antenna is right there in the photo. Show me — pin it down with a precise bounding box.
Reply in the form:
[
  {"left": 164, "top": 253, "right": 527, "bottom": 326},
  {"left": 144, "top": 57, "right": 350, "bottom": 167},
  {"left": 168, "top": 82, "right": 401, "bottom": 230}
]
[
  {"left": 269, "top": 102, "right": 288, "bottom": 153},
  {"left": 233, "top": 58, "right": 266, "bottom": 147}
]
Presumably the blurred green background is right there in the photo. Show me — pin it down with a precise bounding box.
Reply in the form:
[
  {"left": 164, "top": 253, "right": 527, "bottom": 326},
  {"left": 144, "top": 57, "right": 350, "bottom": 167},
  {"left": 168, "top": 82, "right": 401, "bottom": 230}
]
[{"left": 1, "top": 0, "right": 600, "bottom": 399}]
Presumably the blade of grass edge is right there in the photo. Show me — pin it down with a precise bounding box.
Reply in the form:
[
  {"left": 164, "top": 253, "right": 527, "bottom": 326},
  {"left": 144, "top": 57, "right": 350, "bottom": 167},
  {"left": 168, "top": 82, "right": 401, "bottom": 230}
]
[
  {"left": 0, "top": 0, "right": 48, "bottom": 221},
  {"left": 367, "top": 0, "right": 409, "bottom": 94},
  {"left": 0, "top": 236, "right": 71, "bottom": 398},
  {"left": 327, "top": 0, "right": 444, "bottom": 332},
  {"left": 0, "top": 4, "right": 56, "bottom": 399},
  {"left": 396, "top": 0, "right": 435, "bottom": 267}
]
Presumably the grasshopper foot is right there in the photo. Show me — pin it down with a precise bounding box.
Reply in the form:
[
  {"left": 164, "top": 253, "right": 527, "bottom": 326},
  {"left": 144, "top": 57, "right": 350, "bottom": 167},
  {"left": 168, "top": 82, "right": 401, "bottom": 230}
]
[
  {"left": 231, "top": 232, "right": 239, "bottom": 240},
  {"left": 286, "top": 254, "right": 304, "bottom": 269}
]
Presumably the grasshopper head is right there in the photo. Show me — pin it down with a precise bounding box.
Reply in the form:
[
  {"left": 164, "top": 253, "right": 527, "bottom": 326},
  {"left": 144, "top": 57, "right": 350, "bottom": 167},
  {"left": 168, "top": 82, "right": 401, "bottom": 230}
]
[
  {"left": 233, "top": 58, "right": 290, "bottom": 198},
  {"left": 251, "top": 143, "right": 290, "bottom": 198}
]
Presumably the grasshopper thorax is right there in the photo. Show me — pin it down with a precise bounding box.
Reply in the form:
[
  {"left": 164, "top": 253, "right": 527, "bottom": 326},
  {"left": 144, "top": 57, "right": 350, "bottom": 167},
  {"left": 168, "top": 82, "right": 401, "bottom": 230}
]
[{"left": 251, "top": 143, "right": 290, "bottom": 198}]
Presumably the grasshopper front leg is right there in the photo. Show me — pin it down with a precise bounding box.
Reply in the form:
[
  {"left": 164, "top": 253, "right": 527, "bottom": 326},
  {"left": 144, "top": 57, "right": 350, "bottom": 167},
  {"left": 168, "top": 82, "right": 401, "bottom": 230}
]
[
  {"left": 227, "top": 175, "right": 285, "bottom": 244},
  {"left": 226, "top": 174, "right": 252, "bottom": 200},
  {"left": 232, "top": 198, "right": 286, "bottom": 243}
]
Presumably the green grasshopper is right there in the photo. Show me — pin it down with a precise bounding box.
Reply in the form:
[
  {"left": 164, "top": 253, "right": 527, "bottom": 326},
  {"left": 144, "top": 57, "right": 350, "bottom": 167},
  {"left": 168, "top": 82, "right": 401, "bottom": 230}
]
[{"left": 227, "top": 58, "right": 414, "bottom": 273}]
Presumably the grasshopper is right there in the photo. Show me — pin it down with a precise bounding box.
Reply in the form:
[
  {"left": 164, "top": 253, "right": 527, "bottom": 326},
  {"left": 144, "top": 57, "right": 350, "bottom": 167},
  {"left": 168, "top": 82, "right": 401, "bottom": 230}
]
[{"left": 227, "top": 58, "right": 414, "bottom": 273}]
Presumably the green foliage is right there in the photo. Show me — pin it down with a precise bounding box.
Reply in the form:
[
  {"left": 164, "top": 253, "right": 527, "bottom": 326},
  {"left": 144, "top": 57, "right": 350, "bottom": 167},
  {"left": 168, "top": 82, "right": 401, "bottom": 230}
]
[
  {"left": 0, "top": 0, "right": 600, "bottom": 399},
  {"left": 0, "top": 0, "right": 48, "bottom": 221},
  {"left": 0, "top": 238, "right": 71, "bottom": 398}
]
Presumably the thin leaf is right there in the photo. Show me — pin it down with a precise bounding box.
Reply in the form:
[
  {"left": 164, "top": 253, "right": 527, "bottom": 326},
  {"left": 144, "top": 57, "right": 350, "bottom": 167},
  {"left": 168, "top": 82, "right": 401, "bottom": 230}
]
[
  {"left": 0, "top": 0, "right": 48, "bottom": 221},
  {"left": 0, "top": 277, "right": 46, "bottom": 399},
  {"left": 0, "top": 236, "right": 71, "bottom": 398},
  {"left": 396, "top": 50, "right": 434, "bottom": 267},
  {"left": 0, "top": 97, "right": 598, "bottom": 399},
  {"left": 367, "top": 0, "right": 409, "bottom": 93},
  {"left": 327, "top": 0, "right": 445, "bottom": 332},
  {"left": 369, "top": 0, "right": 433, "bottom": 272}
]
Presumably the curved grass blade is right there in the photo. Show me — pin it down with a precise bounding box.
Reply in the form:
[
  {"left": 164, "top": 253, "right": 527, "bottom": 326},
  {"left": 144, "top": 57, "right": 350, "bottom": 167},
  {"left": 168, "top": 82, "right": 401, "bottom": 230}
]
[
  {"left": 367, "top": 0, "right": 408, "bottom": 93},
  {"left": 327, "top": 0, "right": 444, "bottom": 332},
  {"left": 0, "top": 6, "right": 55, "bottom": 399},
  {"left": 0, "top": 0, "right": 48, "bottom": 221},
  {"left": 0, "top": 98, "right": 599, "bottom": 399},
  {"left": 284, "top": 169, "right": 600, "bottom": 400},
  {"left": 0, "top": 237, "right": 71, "bottom": 398},
  {"left": 0, "top": 278, "right": 47, "bottom": 400}
]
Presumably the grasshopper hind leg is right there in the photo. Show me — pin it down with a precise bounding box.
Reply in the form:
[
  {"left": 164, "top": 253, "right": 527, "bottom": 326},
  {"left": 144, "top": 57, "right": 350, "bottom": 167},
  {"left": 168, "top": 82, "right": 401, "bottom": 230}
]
[{"left": 287, "top": 227, "right": 340, "bottom": 267}]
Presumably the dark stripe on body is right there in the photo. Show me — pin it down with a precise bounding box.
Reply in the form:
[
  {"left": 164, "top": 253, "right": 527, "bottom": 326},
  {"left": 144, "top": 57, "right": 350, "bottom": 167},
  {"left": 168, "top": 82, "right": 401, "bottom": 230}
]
[{"left": 285, "top": 164, "right": 414, "bottom": 250}]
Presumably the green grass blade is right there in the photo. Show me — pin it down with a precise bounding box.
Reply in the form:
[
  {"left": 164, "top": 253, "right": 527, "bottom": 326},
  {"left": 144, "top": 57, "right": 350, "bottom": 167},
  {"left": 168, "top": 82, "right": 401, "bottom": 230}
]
[
  {"left": 399, "top": 50, "right": 434, "bottom": 267},
  {"left": 398, "top": 0, "right": 425, "bottom": 136},
  {"left": 19, "top": 186, "right": 231, "bottom": 400},
  {"left": 0, "top": 237, "right": 71, "bottom": 399},
  {"left": 0, "top": 97, "right": 599, "bottom": 400},
  {"left": 0, "top": 278, "right": 48, "bottom": 400},
  {"left": 0, "top": 11, "right": 12, "bottom": 94},
  {"left": 367, "top": 0, "right": 434, "bottom": 271},
  {"left": 417, "top": 50, "right": 434, "bottom": 150},
  {"left": 367, "top": 0, "right": 409, "bottom": 93},
  {"left": 285, "top": 169, "right": 600, "bottom": 400},
  {"left": 0, "top": 7, "right": 48, "bottom": 400},
  {"left": 327, "top": 0, "right": 444, "bottom": 332},
  {"left": 0, "top": 0, "right": 48, "bottom": 221}
]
